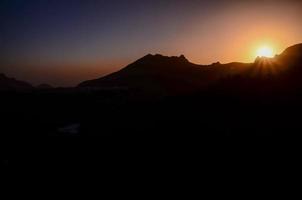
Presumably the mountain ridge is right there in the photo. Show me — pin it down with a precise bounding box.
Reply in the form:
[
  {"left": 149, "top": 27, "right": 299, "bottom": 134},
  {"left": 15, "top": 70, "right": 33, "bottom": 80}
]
[
  {"left": 78, "top": 43, "right": 302, "bottom": 95},
  {"left": 78, "top": 54, "right": 252, "bottom": 95},
  {"left": 1, "top": 43, "right": 301, "bottom": 93},
  {"left": 0, "top": 73, "right": 33, "bottom": 91}
]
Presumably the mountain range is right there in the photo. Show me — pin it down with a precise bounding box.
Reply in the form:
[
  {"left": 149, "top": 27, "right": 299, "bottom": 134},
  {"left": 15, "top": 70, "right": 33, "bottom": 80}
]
[
  {"left": 1, "top": 43, "right": 302, "bottom": 136},
  {"left": 78, "top": 43, "right": 302, "bottom": 96},
  {"left": 1, "top": 43, "right": 302, "bottom": 95},
  {"left": 78, "top": 54, "right": 250, "bottom": 95}
]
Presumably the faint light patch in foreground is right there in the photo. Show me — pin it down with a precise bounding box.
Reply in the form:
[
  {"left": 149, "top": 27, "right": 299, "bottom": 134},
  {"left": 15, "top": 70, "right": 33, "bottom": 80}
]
[{"left": 58, "top": 124, "right": 80, "bottom": 135}]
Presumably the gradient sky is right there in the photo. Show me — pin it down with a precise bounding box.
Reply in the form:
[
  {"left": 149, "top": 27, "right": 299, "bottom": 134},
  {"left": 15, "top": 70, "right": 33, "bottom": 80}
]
[{"left": 1, "top": 0, "right": 301, "bottom": 86}]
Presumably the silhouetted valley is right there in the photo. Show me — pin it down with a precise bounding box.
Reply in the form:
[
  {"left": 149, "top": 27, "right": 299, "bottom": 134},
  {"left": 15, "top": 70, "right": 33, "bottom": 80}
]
[{"left": 1, "top": 43, "right": 302, "bottom": 137}]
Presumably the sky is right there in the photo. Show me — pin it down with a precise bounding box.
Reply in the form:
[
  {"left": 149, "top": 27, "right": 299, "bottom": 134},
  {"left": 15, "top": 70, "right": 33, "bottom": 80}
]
[{"left": 1, "top": 0, "right": 301, "bottom": 86}]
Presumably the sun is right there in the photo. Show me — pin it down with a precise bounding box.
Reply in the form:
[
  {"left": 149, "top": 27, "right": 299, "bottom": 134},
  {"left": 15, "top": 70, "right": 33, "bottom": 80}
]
[{"left": 256, "top": 46, "right": 274, "bottom": 58}]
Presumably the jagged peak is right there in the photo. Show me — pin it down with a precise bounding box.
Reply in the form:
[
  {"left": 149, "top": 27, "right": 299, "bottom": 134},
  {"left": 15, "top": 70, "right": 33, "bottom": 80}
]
[
  {"left": 178, "top": 54, "right": 189, "bottom": 62},
  {"left": 254, "top": 56, "right": 274, "bottom": 63},
  {"left": 138, "top": 54, "right": 189, "bottom": 63},
  {"left": 211, "top": 61, "right": 221, "bottom": 65}
]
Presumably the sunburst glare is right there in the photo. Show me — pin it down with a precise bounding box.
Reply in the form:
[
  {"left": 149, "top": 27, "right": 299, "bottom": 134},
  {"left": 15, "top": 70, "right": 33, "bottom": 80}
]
[{"left": 256, "top": 46, "right": 274, "bottom": 58}]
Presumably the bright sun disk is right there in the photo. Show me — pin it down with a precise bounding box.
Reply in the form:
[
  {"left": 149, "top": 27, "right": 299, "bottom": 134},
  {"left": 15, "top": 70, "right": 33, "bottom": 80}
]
[{"left": 256, "top": 46, "right": 274, "bottom": 58}]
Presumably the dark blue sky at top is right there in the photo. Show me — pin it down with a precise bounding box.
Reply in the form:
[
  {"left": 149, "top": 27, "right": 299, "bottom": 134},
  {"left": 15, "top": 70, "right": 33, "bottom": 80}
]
[
  {"left": 0, "top": 0, "right": 301, "bottom": 86},
  {"left": 1, "top": 0, "right": 217, "bottom": 64}
]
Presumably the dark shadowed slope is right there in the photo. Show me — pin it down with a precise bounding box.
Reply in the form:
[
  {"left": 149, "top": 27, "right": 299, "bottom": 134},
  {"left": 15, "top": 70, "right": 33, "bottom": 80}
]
[
  {"left": 0, "top": 73, "right": 33, "bottom": 91},
  {"left": 79, "top": 54, "right": 252, "bottom": 95},
  {"left": 277, "top": 43, "right": 302, "bottom": 64},
  {"left": 37, "top": 84, "right": 53, "bottom": 90}
]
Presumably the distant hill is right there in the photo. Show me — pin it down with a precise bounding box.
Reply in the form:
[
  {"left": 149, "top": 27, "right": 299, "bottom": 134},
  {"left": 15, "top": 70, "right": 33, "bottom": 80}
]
[
  {"left": 0, "top": 74, "right": 33, "bottom": 91},
  {"left": 79, "top": 43, "right": 302, "bottom": 96}
]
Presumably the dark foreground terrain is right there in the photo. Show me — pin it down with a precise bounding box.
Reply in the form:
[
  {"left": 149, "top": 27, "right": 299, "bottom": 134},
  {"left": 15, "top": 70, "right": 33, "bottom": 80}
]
[{"left": 1, "top": 44, "right": 302, "bottom": 138}]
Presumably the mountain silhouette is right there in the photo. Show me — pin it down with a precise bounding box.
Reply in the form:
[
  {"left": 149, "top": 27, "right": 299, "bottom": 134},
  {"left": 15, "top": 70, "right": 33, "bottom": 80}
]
[
  {"left": 0, "top": 73, "right": 33, "bottom": 91},
  {"left": 1, "top": 43, "right": 302, "bottom": 136},
  {"left": 79, "top": 54, "right": 250, "bottom": 95},
  {"left": 79, "top": 43, "right": 302, "bottom": 96}
]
